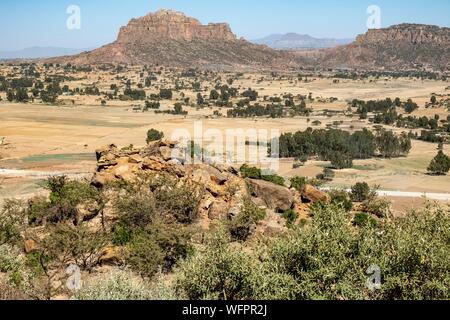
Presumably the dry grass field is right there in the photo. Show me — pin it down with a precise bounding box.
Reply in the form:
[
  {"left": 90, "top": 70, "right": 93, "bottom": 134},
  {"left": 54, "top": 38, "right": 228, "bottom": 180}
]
[{"left": 1, "top": 69, "right": 449, "bottom": 209}]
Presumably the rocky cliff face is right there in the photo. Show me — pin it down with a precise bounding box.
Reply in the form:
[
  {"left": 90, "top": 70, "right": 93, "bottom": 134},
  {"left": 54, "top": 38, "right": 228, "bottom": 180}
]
[
  {"left": 355, "top": 24, "right": 450, "bottom": 45},
  {"left": 321, "top": 24, "right": 450, "bottom": 70},
  {"left": 117, "top": 9, "right": 236, "bottom": 43}
]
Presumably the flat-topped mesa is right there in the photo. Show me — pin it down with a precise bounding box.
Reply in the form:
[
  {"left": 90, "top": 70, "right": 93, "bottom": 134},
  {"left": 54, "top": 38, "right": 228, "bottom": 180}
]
[
  {"left": 356, "top": 24, "right": 450, "bottom": 45},
  {"left": 117, "top": 9, "right": 237, "bottom": 43}
]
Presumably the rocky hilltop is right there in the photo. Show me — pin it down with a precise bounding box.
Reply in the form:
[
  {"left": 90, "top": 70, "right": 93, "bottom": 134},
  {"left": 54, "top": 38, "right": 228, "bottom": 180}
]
[
  {"left": 92, "top": 140, "right": 328, "bottom": 232},
  {"left": 320, "top": 24, "right": 450, "bottom": 70},
  {"left": 355, "top": 24, "right": 450, "bottom": 45},
  {"left": 117, "top": 9, "right": 236, "bottom": 42},
  {"left": 59, "top": 9, "right": 297, "bottom": 69}
]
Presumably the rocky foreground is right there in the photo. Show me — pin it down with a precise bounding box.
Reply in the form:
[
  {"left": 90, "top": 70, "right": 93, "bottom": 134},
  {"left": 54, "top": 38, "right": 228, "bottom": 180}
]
[{"left": 92, "top": 140, "right": 328, "bottom": 237}]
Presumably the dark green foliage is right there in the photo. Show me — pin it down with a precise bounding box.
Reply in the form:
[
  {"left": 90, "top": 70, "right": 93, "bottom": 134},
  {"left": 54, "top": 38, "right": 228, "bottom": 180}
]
[
  {"left": 27, "top": 177, "right": 101, "bottom": 226},
  {"left": 353, "top": 212, "right": 378, "bottom": 228},
  {"left": 351, "top": 182, "right": 371, "bottom": 202},
  {"left": 427, "top": 150, "right": 450, "bottom": 175},
  {"left": 229, "top": 199, "right": 266, "bottom": 241},
  {"left": 290, "top": 176, "right": 308, "bottom": 192},
  {"left": 123, "top": 87, "right": 146, "bottom": 100},
  {"left": 159, "top": 89, "right": 173, "bottom": 100},
  {"left": 242, "top": 89, "right": 258, "bottom": 101},
  {"left": 375, "top": 130, "right": 411, "bottom": 158},
  {"left": 282, "top": 209, "right": 299, "bottom": 228},
  {"left": 144, "top": 101, "right": 160, "bottom": 110},
  {"left": 329, "top": 190, "right": 353, "bottom": 212},
  {"left": 0, "top": 200, "right": 27, "bottom": 246},
  {"left": 209, "top": 89, "right": 219, "bottom": 100},
  {"left": 278, "top": 128, "right": 402, "bottom": 168},
  {"left": 146, "top": 129, "right": 164, "bottom": 143},
  {"left": 239, "top": 165, "right": 285, "bottom": 186},
  {"left": 127, "top": 223, "right": 193, "bottom": 277}
]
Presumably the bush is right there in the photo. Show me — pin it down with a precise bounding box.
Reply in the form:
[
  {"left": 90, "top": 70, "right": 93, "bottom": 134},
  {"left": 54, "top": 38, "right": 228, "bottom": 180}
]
[
  {"left": 351, "top": 182, "right": 371, "bottom": 202},
  {"left": 127, "top": 222, "right": 193, "bottom": 277},
  {"left": 290, "top": 176, "right": 308, "bottom": 193},
  {"left": 239, "top": 165, "right": 285, "bottom": 186},
  {"left": 0, "top": 200, "right": 27, "bottom": 246},
  {"left": 239, "top": 164, "right": 261, "bottom": 179},
  {"left": 159, "top": 89, "right": 173, "bottom": 100},
  {"left": 282, "top": 209, "right": 298, "bottom": 228},
  {"left": 329, "top": 190, "right": 353, "bottom": 212},
  {"left": 146, "top": 129, "right": 164, "bottom": 143},
  {"left": 176, "top": 230, "right": 257, "bottom": 300},
  {"left": 42, "top": 223, "right": 108, "bottom": 271},
  {"left": 229, "top": 199, "right": 266, "bottom": 242},
  {"left": 127, "top": 231, "right": 165, "bottom": 277},
  {"left": 361, "top": 198, "right": 391, "bottom": 218},
  {"left": 353, "top": 212, "right": 378, "bottom": 228},
  {"left": 29, "top": 177, "right": 102, "bottom": 226},
  {"left": 74, "top": 271, "right": 165, "bottom": 300}
]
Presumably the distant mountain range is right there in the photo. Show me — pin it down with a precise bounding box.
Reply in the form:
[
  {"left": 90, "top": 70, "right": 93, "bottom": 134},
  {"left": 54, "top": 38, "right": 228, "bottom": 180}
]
[
  {"left": 0, "top": 47, "right": 93, "bottom": 60},
  {"left": 252, "top": 33, "right": 354, "bottom": 50}
]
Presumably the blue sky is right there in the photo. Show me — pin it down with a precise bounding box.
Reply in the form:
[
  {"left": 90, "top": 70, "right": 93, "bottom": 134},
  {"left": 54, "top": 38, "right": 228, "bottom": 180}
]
[{"left": 1, "top": 0, "right": 449, "bottom": 51}]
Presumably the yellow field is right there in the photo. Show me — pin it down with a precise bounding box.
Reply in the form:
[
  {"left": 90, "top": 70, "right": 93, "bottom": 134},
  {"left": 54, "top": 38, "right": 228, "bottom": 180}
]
[{"left": 1, "top": 70, "right": 449, "bottom": 209}]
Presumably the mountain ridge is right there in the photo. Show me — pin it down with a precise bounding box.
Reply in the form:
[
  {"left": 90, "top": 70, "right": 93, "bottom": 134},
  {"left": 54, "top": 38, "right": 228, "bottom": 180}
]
[
  {"left": 50, "top": 9, "right": 298, "bottom": 70},
  {"left": 48, "top": 10, "right": 450, "bottom": 71},
  {"left": 252, "top": 33, "right": 354, "bottom": 50},
  {"left": 0, "top": 47, "right": 93, "bottom": 60}
]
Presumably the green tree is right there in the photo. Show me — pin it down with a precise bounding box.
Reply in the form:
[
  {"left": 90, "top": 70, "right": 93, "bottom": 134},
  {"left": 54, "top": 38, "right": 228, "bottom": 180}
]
[
  {"left": 159, "top": 89, "right": 173, "bottom": 100},
  {"left": 427, "top": 150, "right": 450, "bottom": 175},
  {"left": 351, "top": 182, "right": 371, "bottom": 202},
  {"left": 209, "top": 89, "right": 219, "bottom": 100}
]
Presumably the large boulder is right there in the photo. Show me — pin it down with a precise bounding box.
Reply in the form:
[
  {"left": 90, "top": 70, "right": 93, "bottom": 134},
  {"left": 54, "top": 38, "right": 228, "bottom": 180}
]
[
  {"left": 302, "top": 185, "right": 331, "bottom": 204},
  {"left": 246, "top": 179, "right": 293, "bottom": 212},
  {"left": 99, "top": 246, "right": 126, "bottom": 266}
]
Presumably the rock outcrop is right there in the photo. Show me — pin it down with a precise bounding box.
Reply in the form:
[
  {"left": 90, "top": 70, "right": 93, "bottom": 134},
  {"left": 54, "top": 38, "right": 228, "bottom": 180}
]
[
  {"left": 117, "top": 9, "right": 236, "bottom": 43},
  {"left": 91, "top": 140, "right": 328, "bottom": 231},
  {"left": 320, "top": 24, "right": 450, "bottom": 70},
  {"left": 355, "top": 24, "right": 450, "bottom": 46},
  {"left": 246, "top": 179, "right": 294, "bottom": 212}
]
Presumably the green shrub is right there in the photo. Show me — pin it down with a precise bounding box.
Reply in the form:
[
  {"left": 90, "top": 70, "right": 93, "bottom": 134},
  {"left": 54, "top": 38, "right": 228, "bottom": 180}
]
[
  {"left": 112, "top": 224, "right": 133, "bottom": 246},
  {"left": 127, "top": 231, "right": 165, "bottom": 277},
  {"left": 290, "top": 176, "right": 308, "bottom": 192},
  {"left": 329, "top": 190, "right": 353, "bottom": 212},
  {"left": 0, "top": 200, "right": 27, "bottom": 246},
  {"left": 262, "top": 174, "right": 285, "bottom": 186},
  {"left": 362, "top": 198, "right": 392, "bottom": 218},
  {"left": 240, "top": 164, "right": 261, "bottom": 179},
  {"left": 42, "top": 223, "right": 108, "bottom": 271},
  {"left": 351, "top": 182, "right": 371, "bottom": 202},
  {"left": 176, "top": 230, "right": 256, "bottom": 300},
  {"left": 229, "top": 199, "right": 266, "bottom": 242},
  {"left": 353, "top": 212, "right": 378, "bottom": 228},
  {"left": 75, "top": 271, "right": 156, "bottom": 300},
  {"left": 29, "top": 177, "right": 103, "bottom": 225},
  {"left": 282, "top": 209, "right": 299, "bottom": 228},
  {"left": 240, "top": 165, "right": 285, "bottom": 186},
  {"left": 146, "top": 129, "right": 164, "bottom": 143}
]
